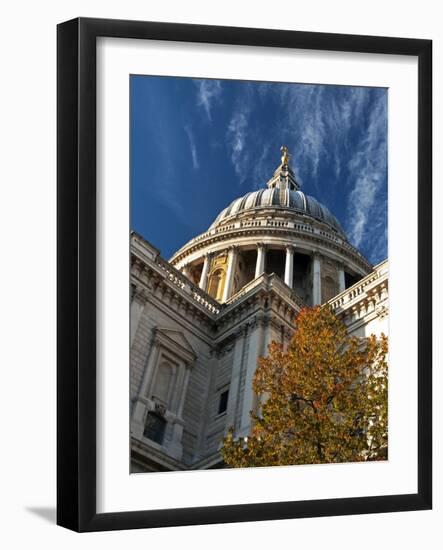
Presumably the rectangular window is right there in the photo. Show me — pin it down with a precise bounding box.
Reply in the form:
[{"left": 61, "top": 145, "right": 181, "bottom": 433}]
[
  {"left": 143, "top": 412, "right": 166, "bottom": 444},
  {"left": 218, "top": 389, "right": 229, "bottom": 415}
]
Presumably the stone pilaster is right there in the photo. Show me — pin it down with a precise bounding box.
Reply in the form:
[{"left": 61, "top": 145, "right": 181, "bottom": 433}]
[
  {"left": 130, "top": 288, "right": 146, "bottom": 346},
  {"left": 238, "top": 316, "right": 265, "bottom": 437},
  {"left": 224, "top": 326, "right": 247, "bottom": 433},
  {"left": 167, "top": 364, "right": 191, "bottom": 460},
  {"left": 177, "top": 365, "right": 191, "bottom": 417}
]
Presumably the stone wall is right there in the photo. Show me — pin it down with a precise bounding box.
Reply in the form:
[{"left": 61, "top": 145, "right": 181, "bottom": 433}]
[{"left": 130, "top": 233, "right": 388, "bottom": 472}]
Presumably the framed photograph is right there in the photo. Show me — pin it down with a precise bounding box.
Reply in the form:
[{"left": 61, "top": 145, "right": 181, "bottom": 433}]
[{"left": 57, "top": 17, "right": 432, "bottom": 532}]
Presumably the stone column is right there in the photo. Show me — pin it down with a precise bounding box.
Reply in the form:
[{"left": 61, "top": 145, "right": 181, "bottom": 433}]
[
  {"left": 198, "top": 254, "right": 211, "bottom": 290},
  {"left": 255, "top": 244, "right": 266, "bottom": 278},
  {"left": 284, "top": 245, "right": 294, "bottom": 288},
  {"left": 312, "top": 254, "right": 322, "bottom": 305},
  {"left": 222, "top": 247, "right": 238, "bottom": 302},
  {"left": 338, "top": 265, "right": 346, "bottom": 293}
]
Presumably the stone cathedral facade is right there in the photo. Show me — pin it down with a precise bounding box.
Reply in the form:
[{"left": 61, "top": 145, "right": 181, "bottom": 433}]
[{"left": 130, "top": 147, "right": 389, "bottom": 472}]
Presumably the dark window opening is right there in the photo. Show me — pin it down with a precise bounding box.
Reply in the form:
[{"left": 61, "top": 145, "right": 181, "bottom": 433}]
[
  {"left": 265, "top": 248, "right": 285, "bottom": 279},
  {"left": 237, "top": 249, "right": 256, "bottom": 288},
  {"left": 143, "top": 412, "right": 166, "bottom": 444},
  {"left": 218, "top": 389, "right": 229, "bottom": 415},
  {"left": 191, "top": 263, "right": 203, "bottom": 287},
  {"left": 292, "top": 252, "right": 310, "bottom": 301},
  {"left": 345, "top": 271, "right": 362, "bottom": 289}
]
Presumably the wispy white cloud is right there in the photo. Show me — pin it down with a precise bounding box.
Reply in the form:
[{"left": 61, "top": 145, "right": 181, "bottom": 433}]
[
  {"left": 227, "top": 108, "right": 250, "bottom": 183},
  {"left": 197, "top": 80, "right": 387, "bottom": 262},
  {"left": 251, "top": 143, "right": 271, "bottom": 190},
  {"left": 345, "top": 94, "right": 387, "bottom": 261},
  {"left": 185, "top": 126, "right": 199, "bottom": 170},
  {"left": 347, "top": 174, "right": 378, "bottom": 247},
  {"left": 300, "top": 88, "right": 326, "bottom": 178},
  {"left": 259, "top": 82, "right": 387, "bottom": 262},
  {"left": 195, "top": 80, "right": 222, "bottom": 120},
  {"left": 274, "top": 84, "right": 326, "bottom": 185},
  {"left": 272, "top": 85, "right": 373, "bottom": 191}
]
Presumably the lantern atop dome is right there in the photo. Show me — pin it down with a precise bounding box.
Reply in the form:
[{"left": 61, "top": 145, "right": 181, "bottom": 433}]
[{"left": 267, "top": 145, "right": 300, "bottom": 192}]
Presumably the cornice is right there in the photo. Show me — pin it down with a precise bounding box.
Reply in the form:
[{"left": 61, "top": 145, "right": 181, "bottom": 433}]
[
  {"left": 131, "top": 239, "right": 387, "bottom": 344},
  {"left": 131, "top": 249, "right": 223, "bottom": 320},
  {"left": 131, "top": 436, "right": 187, "bottom": 471}
]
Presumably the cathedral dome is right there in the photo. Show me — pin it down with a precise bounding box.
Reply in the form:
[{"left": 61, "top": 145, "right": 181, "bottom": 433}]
[
  {"left": 170, "top": 146, "right": 371, "bottom": 305},
  {"left": 209, "top": 188, "right": 344, "bottom": 236}
]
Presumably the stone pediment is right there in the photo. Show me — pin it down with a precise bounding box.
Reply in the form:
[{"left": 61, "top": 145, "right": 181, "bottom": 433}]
[
  {"left": 155, "top": 328, "right": 196, "bottom": 363},
  {"left": 225, "top": 272, "right": 306, "bottom": 313}
]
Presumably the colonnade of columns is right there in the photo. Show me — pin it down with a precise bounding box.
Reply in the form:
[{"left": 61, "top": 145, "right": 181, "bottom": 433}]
[
  {"left": 187, "top": 244, "right": 348, "bottom": 305},
  {"left": 255, "top": 244, "right": 295, "bottom": 285}
]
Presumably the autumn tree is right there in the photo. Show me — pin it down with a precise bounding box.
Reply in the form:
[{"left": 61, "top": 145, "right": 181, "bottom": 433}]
[{"left": 222, "top": 306, "right": 388, "bottom": 467}]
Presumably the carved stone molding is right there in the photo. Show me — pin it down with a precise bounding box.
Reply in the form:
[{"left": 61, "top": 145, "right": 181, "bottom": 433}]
[
  {"left": 132, "top": 285, "right": 149, "bottom": 304},
  {"left": 151, "top": 327, "right": 197, "bottom": 366},
  {"left": 154, "top": 401, "right": 167, "bottom": 417},
  {"left": 212, "top": 338, "right": 236, "bottom": 358},
  {"left": 170, "top": 219, "right": 371, "bottom": 273},
  {"left": 375, "top": 303, "right": 389, "bottom": 319}
]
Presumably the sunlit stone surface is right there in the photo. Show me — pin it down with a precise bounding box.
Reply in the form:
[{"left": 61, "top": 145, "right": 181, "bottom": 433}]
[{"left": 130, "top": 148, "right": 388, "bottom": 472}]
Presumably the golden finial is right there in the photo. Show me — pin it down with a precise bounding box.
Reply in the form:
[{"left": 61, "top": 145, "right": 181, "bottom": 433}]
[{"left": 280, "top": 145, "right": 290, "bottom": 166}]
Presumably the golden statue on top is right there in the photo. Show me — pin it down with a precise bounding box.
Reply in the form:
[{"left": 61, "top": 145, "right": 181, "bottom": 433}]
[{"left": 280, "top": 145, "right": 291, "bottom": 166}]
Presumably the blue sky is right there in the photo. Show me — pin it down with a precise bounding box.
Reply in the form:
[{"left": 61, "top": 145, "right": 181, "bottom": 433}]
[{"left": 131, "top": 76, "right": 387, "bottom": 265}]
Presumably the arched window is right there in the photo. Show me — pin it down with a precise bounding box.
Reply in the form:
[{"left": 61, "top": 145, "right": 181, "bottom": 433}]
[
  {"left": 207, "top": 268, "right": 225, "bottom": 301},
  {"left": 151, "top": 362, "right": 173, "bottom": 407}
]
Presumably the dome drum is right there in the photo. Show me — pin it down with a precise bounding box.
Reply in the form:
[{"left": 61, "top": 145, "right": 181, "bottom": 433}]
[{"left": 180, "top": 241, "right": 363, "bottom": 307}]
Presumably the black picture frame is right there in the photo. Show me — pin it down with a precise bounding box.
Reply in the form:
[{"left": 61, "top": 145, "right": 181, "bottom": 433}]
[{"left": 57, "top": 17, "right": 432, "bottom": 532}]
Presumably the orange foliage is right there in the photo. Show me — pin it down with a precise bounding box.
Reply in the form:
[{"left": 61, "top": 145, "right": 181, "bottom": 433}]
[{"left": 222, "top": 306, "right": 388, "bottom": 468}]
